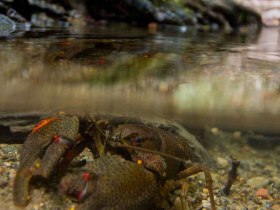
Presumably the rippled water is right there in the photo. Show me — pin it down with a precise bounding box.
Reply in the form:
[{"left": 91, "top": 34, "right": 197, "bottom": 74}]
[{"left": 0, "top": 25, "right": 279, "bottom": 133}]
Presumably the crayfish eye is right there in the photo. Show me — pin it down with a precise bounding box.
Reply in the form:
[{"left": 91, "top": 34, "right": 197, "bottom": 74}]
[
  {"left": 120, "top": 133, "right": 144, "bottom": 145},
  {"left": 125, "top": 134, "right": 143, "bottom": 145},
  {"left": 134, "top": 136, "right": 143, "bottom": 144}
]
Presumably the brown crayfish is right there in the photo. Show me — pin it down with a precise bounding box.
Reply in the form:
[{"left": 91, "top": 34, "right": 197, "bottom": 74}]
[{"left": 13, "top": 113, "right": 216, "bottom": 210}]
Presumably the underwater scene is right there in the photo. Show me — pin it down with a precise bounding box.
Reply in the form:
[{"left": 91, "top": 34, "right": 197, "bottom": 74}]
[{"left": 0, "top": 0, "right": 279, "bottom": 210}]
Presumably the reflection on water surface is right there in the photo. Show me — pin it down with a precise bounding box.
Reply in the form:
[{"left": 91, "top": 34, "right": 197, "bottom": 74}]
[{"left": 0, "top": 25, "right": 279, "bottom": 133}]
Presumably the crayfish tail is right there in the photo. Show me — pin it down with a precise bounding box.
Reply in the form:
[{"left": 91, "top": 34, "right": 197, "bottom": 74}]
[{"left": 13, "top": 167, "right": 32, "bottom": 207}]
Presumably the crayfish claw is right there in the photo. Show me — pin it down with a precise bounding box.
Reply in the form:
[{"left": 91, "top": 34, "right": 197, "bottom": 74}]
[
  {"left": 13, "top": 115, "right": 80, "bottom": 207},
  {"left": 13, "top": 168, "right": 32, "bottom": 207}
]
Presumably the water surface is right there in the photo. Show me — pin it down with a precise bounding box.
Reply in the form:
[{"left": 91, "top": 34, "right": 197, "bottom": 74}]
[{"left": 0, "top": 25, "right": 279, "bottom": 133}]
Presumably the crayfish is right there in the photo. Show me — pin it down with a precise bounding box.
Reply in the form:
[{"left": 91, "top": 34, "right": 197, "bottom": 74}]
[{"left": 13, "top": 113, "right": 217, "bottom": 210}]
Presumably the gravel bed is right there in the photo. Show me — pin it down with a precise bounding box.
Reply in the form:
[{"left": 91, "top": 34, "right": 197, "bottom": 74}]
[{"left": 0, "top": 129, "right": 279, "bottom": 210}]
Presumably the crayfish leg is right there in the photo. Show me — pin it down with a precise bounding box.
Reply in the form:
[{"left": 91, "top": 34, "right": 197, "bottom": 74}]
[
  {"left": 57, "top": 139, "right": 89, "bottom": 174},
  {"left": 178, "top": 163, "right": 216, "bottom": 210},
  {"left": 177, "top": 181, "right": 190, "bottom": 210},
  {"left": 160, "top": 180, "right": 191, "bottom": 210}
]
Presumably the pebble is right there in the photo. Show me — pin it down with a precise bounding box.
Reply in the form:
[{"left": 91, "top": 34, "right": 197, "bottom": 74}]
[
  {"left": 8, "top": 169, "right": 16, "bottom": 180},
  {"left": 0, "top": 14, "right": 16, "bottom": 35},
  {"left": 0, "top": 177, "right": 8, "bottom": 188},
  {"left": 246, "top": 177, "right": 269, "bottom": 188},
  {"left": 201, "top": 192, "right": 208, "bottom": 199},
  {"left": 233, "top": 131, "right": 241, "bottom": 139},
  {"left": 201, "top": 199, "right": 211, "bottom": 209},
  {"left": 272, "top": 205, "right": 280, "bottom": 210},
  {"left": 216, "top": 157, "right": 229, "bottom": 169},
  {"left": 211, "top": 127, "right": 219, "bottom": 135},
  {"left": 235, "top": 206, "right": 248, "bottom": 210},
  {"left": 255, "top": 188, "right": 269, "bottom": 199},
  {"left": 159, "top": 82, "right": 169, "bottom": 92},
  {"left": 3, "top": 162, "right": 11, "bottom": 167},
  {"left": 32, "top": 204, "right": 39, "bottom": 210},
  {"left": 263, "top": 165, "right": 275, "bottom": 175},
  {"left": 263, "top": 200, "right": 273, "bottom": 208},
  {"left": 272, "top": 176, "right": 280, "bottom": 187},
  {"left": 202, "top": 188, "right": 209, "bottom": 194},
  {"left": 1, "top": 145, "right": 15, "bottom": 153},
  {"left": 219, "top": 197, "right": 229, "bottom": 205},
  {"left": 250, "top": 195, "right": 262, "bottom": 205},
  {"left": 0, "top": 128, "right": 279, "bottom": 210}
]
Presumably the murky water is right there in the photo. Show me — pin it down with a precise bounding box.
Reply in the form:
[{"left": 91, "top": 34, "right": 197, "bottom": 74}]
[
  {"left": 0, "top": 23, "right": 280, "bottom": 210},
  {"left": 0, "top": 25, "right": 279, "bottom": 133}
]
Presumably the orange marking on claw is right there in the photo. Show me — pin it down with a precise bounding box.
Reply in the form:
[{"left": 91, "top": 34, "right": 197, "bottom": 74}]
[{"left": 32, "top": 117, "right": 58, "bottom": 133}]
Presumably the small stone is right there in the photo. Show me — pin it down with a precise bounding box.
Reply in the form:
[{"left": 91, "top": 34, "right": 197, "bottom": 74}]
[
  {"left": 201, "top": 199, "right": 211, "bottom": 209},
  {"left": 233, "top": 131, "right": 241, "bottom": 138},
  {"left": 219, "top": 197, "right": 229, "bottom": 205},
  {"left": 263, "top": 165, "right": 275, "bottom": 174},
  {"left": 272, "top": 205, "right": 280, "bottom": 210},
  {"left": 263, "top": 200, "right": 273, "bottom": 208},
  {"left": 216, "top": 157, "right": 229, "bottom": 169},
  {"left": 238, "top": 176, "right": 244, "bottom": 183},
  {"left": 272, "top": 176, "right": 280, "bottom": 186},
  {"left": 9, "top": 169, "right": 16, "bottom": 180},
  {"left": 203, "top": 188, "right": 209, "bottom": 194},
  {"left": 32, "top": 204, "right": 39, "bottom": 210},
  {"left": 211, "top": 127, "right": 219, "bottom": 134},
  {"left": 247, "top": 177, "right": 269, "bottom": 188},
  {"left": 159, "top": 82, "right": 169, "bottom": 92},
  {"left": 255, "top": 188, "right": 269, "bottom": 199},
  {"left": 1, "top": 145, "right": 15, "bottom": 153},
  {"left": 250, "top": 194, "right": 262, "bottom": 205},
  {"left": 201, "top": 193, "right": 208, "bottom": 199},
  {"left": 0, "top": 176, "right": 8, "bottom": 188},
  {"left": 3, "top": 162, "right": 11, "bottom": 167},
  {"left": 235, "top": 206, "right": 248, "bottom": 210},
  {"left": 148, "top": 22, "right": 158, "bottom": 33}
]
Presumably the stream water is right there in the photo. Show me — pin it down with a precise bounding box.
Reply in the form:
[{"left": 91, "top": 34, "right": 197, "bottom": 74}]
[
  {"left": 0, "top": 25, "right": 279, "bottom": 134},
  {"left": 0, "top": 23, "right": 280, "bottom": 210}
]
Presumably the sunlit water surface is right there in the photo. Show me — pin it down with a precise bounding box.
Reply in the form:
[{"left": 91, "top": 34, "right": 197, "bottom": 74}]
[{"left": 0, "top": 25, "right": 279, "bottom": 133}]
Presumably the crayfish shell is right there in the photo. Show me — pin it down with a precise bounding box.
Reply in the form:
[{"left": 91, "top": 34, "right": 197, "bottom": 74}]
[{"left": 60, "top": 155, "right": 159, "bottom": 210}]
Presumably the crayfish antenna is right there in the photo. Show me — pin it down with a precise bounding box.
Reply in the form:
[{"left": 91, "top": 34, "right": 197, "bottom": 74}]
[{"left": 110, "top": 141, "right": 192, "bottom": 166}]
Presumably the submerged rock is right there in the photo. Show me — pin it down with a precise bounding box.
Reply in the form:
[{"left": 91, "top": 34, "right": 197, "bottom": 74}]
[
  {"left": 216, "top": 157, "right": 229, "bottom": 169},
  {"left": 84, "top": 0, "right": 261, "bottom": 32},
  {"left": 0, "top": 14, "right": 31, "bottom": 36},
  {"left": 247, "top": 177, "right": 269, "bottom": 189},
  {"left": 0, "top": 14, "right": 16, "bottom": 35}
]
